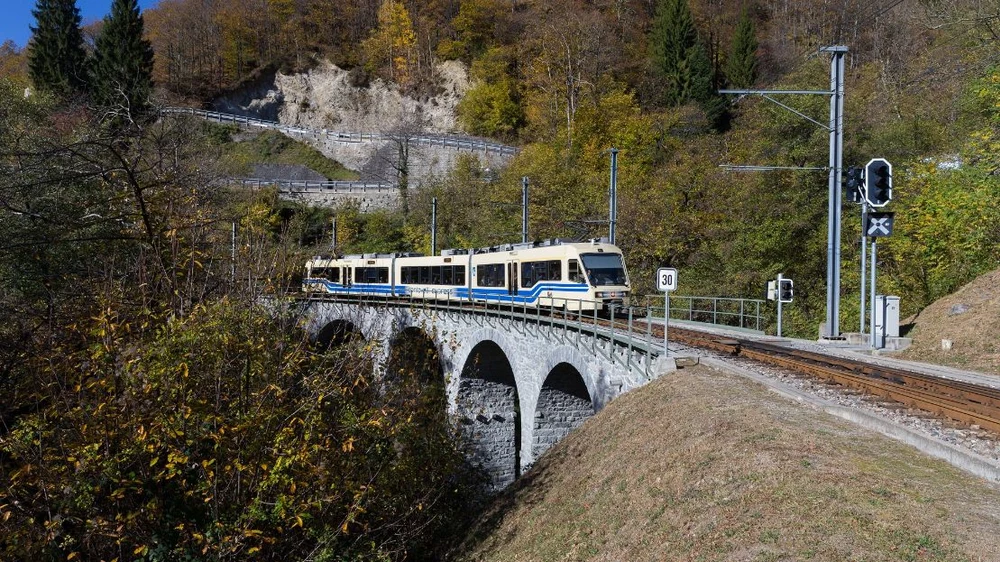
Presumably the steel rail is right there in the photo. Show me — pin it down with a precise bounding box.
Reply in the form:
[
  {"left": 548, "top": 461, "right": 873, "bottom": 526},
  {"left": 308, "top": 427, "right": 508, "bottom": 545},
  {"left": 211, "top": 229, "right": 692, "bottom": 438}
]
[{"left": 665, "top": 326, "right": 1000, "bottom": 434}]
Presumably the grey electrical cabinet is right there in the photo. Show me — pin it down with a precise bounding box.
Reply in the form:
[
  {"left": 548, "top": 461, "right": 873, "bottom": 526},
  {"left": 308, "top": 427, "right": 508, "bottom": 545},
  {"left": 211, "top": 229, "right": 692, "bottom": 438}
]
[{"left": 874, "top": 295, "right": 900, "bottom": 338}]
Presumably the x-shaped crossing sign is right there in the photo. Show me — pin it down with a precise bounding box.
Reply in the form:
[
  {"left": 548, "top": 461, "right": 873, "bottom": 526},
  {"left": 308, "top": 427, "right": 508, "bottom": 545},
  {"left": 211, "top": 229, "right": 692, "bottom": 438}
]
[{"left": 864, "top": 212, "right": 895, "bottom": 237}]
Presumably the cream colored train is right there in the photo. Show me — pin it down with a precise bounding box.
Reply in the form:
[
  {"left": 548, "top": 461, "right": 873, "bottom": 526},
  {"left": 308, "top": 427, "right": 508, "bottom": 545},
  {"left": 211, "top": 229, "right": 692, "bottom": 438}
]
[{"left": 304, "top": 238, "right": 630, "bottom": 313}]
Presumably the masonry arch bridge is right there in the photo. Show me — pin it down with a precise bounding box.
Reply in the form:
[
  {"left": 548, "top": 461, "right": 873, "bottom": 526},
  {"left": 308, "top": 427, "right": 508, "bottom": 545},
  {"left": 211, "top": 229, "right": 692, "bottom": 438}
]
[{"left": 302, "top": 298, "right": 671, "bottom": 489}]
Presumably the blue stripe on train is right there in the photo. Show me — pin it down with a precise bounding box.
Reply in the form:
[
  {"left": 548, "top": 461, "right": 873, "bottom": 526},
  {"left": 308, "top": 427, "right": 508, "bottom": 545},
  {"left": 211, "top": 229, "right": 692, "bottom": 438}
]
[{"left": 306, "top": 279, "right": 593, "bottom": 303}]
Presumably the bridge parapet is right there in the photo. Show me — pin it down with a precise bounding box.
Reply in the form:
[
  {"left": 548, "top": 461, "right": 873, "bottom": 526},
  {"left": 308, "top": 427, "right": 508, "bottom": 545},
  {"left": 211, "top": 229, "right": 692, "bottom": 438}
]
[{"left": 300, "top": 294, "right": 673, "bottom": 490}]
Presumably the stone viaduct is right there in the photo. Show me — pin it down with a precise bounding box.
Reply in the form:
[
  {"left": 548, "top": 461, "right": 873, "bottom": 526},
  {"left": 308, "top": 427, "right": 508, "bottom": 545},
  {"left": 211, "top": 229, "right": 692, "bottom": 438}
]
[{"left": 301, "top": 298, "right": 673, "bottom": 490}]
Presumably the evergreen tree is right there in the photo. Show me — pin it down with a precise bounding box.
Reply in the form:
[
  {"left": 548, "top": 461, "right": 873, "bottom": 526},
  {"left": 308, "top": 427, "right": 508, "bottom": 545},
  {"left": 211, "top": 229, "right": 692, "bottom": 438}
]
[
  {"left": 725, "top": 8, "right": 758, "bottom": 89},
  {"left": 649, "top": 0, "right": 729, "bottom": 129},
  {"left": 650, "top": 0, "right": 697, "bottom": 106},
  {"left": 649, "top": 0, "right": 714, "bottom": 108},
  {"left": 90, "top": 0, "right": 154, "bottom": 119},
  {"left": 27, "top": 0, "right": 88, "bottom": 97}
]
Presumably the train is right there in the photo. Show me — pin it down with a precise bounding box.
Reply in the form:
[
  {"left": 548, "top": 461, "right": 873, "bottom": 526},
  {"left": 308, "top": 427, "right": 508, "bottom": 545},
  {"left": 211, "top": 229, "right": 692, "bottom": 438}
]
[{"left": 303, "top": 238, "right": 631, "bottom": 313}]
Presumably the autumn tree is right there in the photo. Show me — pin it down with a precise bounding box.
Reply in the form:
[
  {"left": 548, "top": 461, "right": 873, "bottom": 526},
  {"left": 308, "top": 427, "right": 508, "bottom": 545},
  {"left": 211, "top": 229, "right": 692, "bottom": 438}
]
[
  {"left": 522, "top": 2, "right": 621, "bottom": 144},
  {"left": 362, "top": 0, "right": 417, "bottom": 85},
  {"left": 90, "top": 0, "right": 154, "bottom": 121},
  {"left": 27, "top": 0, "right": 89, "bottom": 97},
  {"left": 437, "top": 0, "right": 509, "bottom": 62},
  {"left": 0, "top": 41, "right": 28, "bottom": 81},
  {"left": 457, "top": 47, "right": 524, "bottom": 139}
]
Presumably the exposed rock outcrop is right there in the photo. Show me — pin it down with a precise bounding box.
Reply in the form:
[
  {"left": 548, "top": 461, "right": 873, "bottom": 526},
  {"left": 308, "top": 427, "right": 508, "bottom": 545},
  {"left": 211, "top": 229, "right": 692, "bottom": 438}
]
[{"left": 211, "top": 61, "right": 496, "bottom": 184}]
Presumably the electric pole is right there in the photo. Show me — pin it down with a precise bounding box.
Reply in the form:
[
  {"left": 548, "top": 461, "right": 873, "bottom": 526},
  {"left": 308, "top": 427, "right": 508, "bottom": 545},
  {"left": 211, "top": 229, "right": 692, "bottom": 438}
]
[
  {"left": 522, "top": 176, "right": 529, "bottom": 243},
  {"left": 609, "top": 148, "right": 618, "bottom": 244},
  {"left": 720, "top": 46, "right": 847, "bottom": 339}
]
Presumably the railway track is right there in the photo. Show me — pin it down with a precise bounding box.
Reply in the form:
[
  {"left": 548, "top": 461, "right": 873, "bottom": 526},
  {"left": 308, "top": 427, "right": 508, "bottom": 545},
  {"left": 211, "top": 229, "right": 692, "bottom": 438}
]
[
  {"left": 658, "top": 324, "right": 1000, "bottom": 434},
  {"left": 302, "top": 293, "right": 1000, "bottom": 434}
]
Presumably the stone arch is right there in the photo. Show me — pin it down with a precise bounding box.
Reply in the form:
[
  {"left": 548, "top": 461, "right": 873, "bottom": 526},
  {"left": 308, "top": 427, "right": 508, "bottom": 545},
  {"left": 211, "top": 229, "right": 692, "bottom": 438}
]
[
  {"left": 386, "top": 326, "right": 442, "bottom": 385},
  {"left": 314, "top": 319, "right": 365, "bottom": 350},
  {"left": 458, "top": 338, "right": 520, "bottom": 491},
  {"left": 532, "top": 362, "right": 593, "bottom": 461}
]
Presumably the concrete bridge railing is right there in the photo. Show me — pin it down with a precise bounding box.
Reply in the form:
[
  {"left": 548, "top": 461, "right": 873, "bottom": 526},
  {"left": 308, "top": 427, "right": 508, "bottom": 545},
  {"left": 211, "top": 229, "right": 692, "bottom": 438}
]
[{"left": 300, "top": 292, "right": 674, "bottom": 490}]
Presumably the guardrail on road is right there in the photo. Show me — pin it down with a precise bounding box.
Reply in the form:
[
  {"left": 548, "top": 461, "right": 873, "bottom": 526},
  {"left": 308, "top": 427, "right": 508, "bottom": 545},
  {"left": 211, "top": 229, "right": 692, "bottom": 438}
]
[
  {"left": 164, "top": 107, "right": 520, "bottom": 156},
  {"left": 239, "top": 178, "right": 396, "bottom": 192}
]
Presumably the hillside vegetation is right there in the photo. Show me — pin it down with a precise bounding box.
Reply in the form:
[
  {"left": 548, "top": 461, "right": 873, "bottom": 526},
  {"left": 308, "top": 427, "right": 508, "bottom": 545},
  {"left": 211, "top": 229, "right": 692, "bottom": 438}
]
[
  {"left": 3, "top": 0, "right": 993, "bottom": 337},
  {"left": 88, "top": 0, "right": 999, "bottom": 339},
  {"left": 455, "top": 366, "right": 1000, "bottom": 561},
  {"left": 209, "top": 125, "right": 361, "bottom": 181},
  {"left": 2, "top": 0, "right": 1000, "bottom": 558}
]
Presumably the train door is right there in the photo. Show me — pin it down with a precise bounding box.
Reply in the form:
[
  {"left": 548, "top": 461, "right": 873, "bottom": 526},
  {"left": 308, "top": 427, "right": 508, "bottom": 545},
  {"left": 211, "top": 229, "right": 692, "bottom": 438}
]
[
  {"left": 507, "top": 261, "right": 519, "bottom": 303},
  {"left": 343, "top": 266, "right": 353, "bottom": 288}
]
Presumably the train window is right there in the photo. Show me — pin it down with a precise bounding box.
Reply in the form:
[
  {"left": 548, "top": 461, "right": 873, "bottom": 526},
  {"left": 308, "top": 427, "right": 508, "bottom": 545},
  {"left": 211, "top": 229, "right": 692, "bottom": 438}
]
[
  {"left": 311, "top": 267, "right": 340, "bottom": 282},
  {"left": 455, "top": 266, "right": 466, "bottom": 285},
  {"left": 568, "top": 259, "right": 582, "bottom": 283},
  {"left": 580, "top": 253, "right": 627, "bottom": 286},
  {"left": 521, "top": 260, "right": 562, "bottom": 287},
  {"left": 401, "top": 267, "right": 413, "bottom": 284},
  {"left": 442, "top": 266, "right": 453, "bottom": 285},
  {"left": 418, "top": 266, "right": 430, "bottom": 284},
  {"left": 431, "top": 266, "right": 442, "bottom": 284},
  {"left": 477, "top": 263, "right": 504, "bottom": 287},
  {"left": 356, "top": 267, "right": 389, "bottom": 283}
]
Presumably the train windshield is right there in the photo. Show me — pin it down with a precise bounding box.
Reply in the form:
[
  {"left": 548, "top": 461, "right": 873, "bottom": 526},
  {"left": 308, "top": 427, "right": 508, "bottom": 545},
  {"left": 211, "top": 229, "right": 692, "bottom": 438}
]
[{"left": 580, "top": 253, "right": 627, "bottom": 286}]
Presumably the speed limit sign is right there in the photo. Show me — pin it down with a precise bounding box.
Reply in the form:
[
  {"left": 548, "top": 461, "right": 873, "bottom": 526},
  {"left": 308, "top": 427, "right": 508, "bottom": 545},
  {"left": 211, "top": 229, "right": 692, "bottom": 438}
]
[{"left": 656, "top": 268, "right": 677, "bottom": 292}]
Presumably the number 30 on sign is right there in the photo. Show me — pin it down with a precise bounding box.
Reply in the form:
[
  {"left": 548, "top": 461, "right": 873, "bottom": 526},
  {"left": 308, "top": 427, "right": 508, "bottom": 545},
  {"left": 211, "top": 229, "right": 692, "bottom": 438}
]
[{"left": 657, "top": 268, "right": 677, "bottom": 292}]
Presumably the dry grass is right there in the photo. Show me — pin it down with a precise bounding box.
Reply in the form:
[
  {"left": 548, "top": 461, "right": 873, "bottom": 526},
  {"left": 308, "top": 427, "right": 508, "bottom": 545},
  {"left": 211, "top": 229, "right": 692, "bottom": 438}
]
[
  {"left": 899, "top": 268, "right": 1000, "bottom": 376},
  {"left": 452, "top": 366, "right": 1000, "bottom": 561}
]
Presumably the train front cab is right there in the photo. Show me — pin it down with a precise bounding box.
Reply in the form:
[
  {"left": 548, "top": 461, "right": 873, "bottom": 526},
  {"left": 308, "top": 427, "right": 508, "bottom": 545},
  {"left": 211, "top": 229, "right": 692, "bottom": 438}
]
[{"left": 579, "top": 248, "right": 630, "bottom": 314}]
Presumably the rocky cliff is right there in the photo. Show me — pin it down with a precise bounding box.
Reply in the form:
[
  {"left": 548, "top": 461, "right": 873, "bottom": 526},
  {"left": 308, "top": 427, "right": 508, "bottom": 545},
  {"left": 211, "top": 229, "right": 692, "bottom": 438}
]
[{"left": 212, "top": 61, "right": 497, "bottom": 183}]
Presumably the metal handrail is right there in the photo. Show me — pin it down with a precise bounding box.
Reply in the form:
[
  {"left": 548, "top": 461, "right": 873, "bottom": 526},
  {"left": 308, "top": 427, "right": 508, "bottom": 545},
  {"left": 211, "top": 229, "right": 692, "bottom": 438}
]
[
  {"left": 164, "top": 107, "right": 520, "bottom": 155},
  {"left": 240, "top": 178, "right": 396, "bottom": 192},
  {"left": 642, "top": 294, "right": 765, "bottom": 332},
  {"left": 304, "top": 291, "right": 666, "bottom": 379}
]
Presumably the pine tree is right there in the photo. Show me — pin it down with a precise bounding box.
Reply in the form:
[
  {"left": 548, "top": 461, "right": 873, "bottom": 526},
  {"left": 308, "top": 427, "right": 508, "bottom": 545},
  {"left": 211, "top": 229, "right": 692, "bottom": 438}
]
[
  {"left": 90, "top": 0, "right": 154, "bottom": 119},
  {"left": 725, "top": 8, "right": 758, "bottom": 89},
  {"left": 649, "top": 0, "right": 713, "bottom": 108},
  {"left": 27, "top": 0, "right": 88, "bottom": 97}
]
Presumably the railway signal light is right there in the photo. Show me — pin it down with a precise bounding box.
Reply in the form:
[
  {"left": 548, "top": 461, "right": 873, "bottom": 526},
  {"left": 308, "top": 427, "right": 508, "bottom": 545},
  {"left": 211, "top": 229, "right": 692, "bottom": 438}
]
[
  {"left": 864, "top": 158, "right": 892, "bottom": 207},
  {"left": 845, "top": 166, "right": 865, "bottom": 204},
  {"left": 779, "top": 278, "right": 793, "bottom": 303}
]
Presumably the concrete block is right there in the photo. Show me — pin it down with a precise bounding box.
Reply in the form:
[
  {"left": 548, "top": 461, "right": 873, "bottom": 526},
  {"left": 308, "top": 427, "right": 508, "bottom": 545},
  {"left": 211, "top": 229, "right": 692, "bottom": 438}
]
[{"left": 651, "top": 356, "right": 677, "bottom": 378}]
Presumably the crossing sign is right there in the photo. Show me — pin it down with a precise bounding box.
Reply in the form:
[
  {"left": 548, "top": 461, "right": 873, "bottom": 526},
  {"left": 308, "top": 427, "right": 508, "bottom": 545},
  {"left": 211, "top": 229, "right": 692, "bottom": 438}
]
[
  {"left": 657, "top": 268, "right": 678, "bottom": 292},
  {"left": 864, "top": 212, "right": 895, "bottom": 237}
]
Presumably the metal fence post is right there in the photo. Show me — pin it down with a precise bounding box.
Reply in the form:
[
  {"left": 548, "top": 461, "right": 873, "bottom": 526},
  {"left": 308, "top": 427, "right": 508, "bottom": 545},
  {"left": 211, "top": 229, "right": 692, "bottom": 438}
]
[
  {"left": 563, "top": 299, "right": 569, "bottom": 344},
  {"left": 576, "top": 300, "right": 581, "bottom": 349},
  {"left": 646, "top": 306, "right": 652, "bottom": 345},
  {"left": 627, "top": 307, "right": 633, "bottom": 371},
  {"left": 592, "top": 305, "right": 597, "bottom": 355}
]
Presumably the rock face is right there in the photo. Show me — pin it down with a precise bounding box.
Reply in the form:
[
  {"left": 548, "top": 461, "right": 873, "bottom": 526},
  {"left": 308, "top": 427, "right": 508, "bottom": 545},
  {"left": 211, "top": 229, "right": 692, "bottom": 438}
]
[
  {"left": 213, "top": 61, "right": 492, "bottom": 184},
  {"left": 274, "top": 60, "right": 469, "bottom": 134}
]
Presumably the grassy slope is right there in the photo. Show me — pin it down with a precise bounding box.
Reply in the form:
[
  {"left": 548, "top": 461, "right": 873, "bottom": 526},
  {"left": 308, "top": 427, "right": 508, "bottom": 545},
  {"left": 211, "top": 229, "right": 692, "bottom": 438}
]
[
  {"left": 899, "top": 268, "right": 1000, "bottom": 375},
  {"left": 455, "top": 366, "right": 1000, "bottom": 561},
  {"left": 215, "top": 127, "right": 359, "bottom": 181}
]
